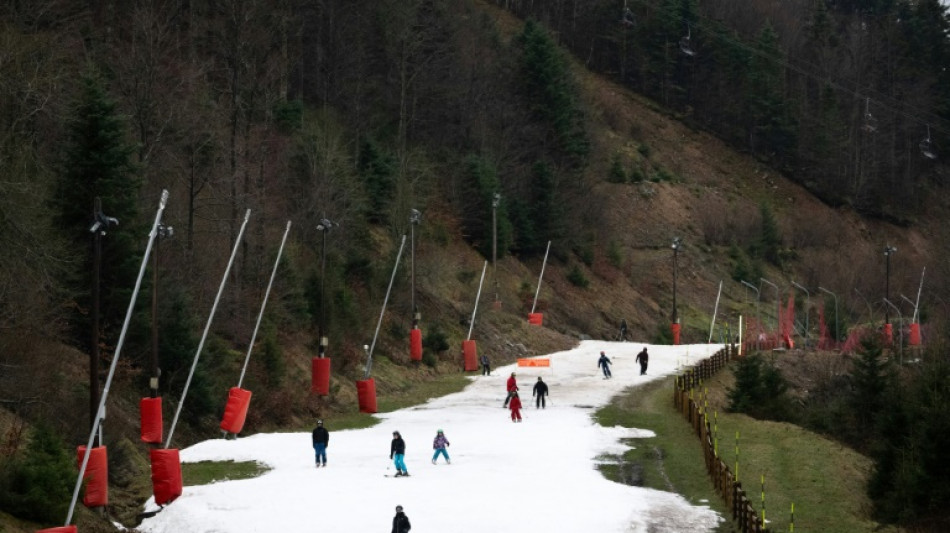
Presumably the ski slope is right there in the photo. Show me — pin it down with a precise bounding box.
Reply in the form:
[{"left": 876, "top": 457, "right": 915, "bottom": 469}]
[{"left": 137, "top": 341, "right": 724, "bottom": 532}]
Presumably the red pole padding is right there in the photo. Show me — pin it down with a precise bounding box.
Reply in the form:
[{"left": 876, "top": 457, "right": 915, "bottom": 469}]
[
  {"left": 409, "top": 328, "right": 423, "bottom": 361},
  {"left": 219, "top": 387, "right": 253, "bottom": 435},
  {"left": 671, "top": 323, "right": 681, "bottom": 345},
  {"left": 528, "top": 313, "right": 543, "bottom": 325},
  {"left": 150, "top": 448, "right": 183, "bottom": 505},
  {"left": 140, "top": 397, "right": 163, "bottom": 444},
  {"left": 36, "top": 527, "right": 77, "bottom": 533},
  {"left": 75, "top": 446, "right": 108, "bottom": 507},
  {"left": 311, "top": 357, "right": 331, "bottom": 395},
  {"left": 356, "top": 378, "right": 377, "bottom": 413},
  {"left": 462, "top": 340, "right": 478, "bottom": 371},
  {"left": 883, "top": 323, "right": 894, "bottom": 345},
  {"left": 909, "top": 323, "right": 921, "bottom": 346}
]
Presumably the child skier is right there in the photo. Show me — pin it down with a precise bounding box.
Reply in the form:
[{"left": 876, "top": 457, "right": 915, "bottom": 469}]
[
  {"left": 509, "top": 391, "right": 523, "bottom": 422},
  {"left": 598, "top": 351, "right": 612, "bottom": 379},
  {"left": 431, "top": 429, "right": 450, "bottom": 464},
  {"left": 390, "top": 431, "right": 409, "bottom": 477}
]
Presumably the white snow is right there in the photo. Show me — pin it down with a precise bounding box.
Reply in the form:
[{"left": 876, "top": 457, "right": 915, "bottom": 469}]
[{"left": 137, "top": 341, "right": 724, "bottom": 532}]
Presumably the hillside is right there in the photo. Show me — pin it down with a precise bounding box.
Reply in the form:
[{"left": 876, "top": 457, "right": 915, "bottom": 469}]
[{"left": 2, "top": 0, "right": 950, "bottom": 530}]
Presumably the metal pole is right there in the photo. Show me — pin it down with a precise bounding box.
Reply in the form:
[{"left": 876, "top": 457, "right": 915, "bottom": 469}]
[
  {"left": 492, "top": 193, "right": 500, "bottom": 303},
  {"left": 901, "top": 295, "right": 917, "bottom": 325},
  {"left": 884, "top": 245, "right": 896, "bottom": 324},
  {"left": 530, "top": 240, "right": 551, "bottom": 314},
  {"left": 166, "top": 209, "right": 251, "bottom": 449},
  {"left": 672, "top": 237, "right": 681, "bottom": 323},
  {"left": 410, "top": 209, "right": 421, "bottom": 327},
  {"left": 760, "top": 278, "right": 779, "bottom": 332},
  {"left": 741, "top": 280, "right": 760, "bottom": 348},
  {"left": 364, "top": 235, "right": 407, "bottom": 379},
  {"left": 317, "top": 218, "right": 334, "bottom": 358},
  {"left": 819, "top": 287, "right": 838, "bottom": 345},
  {"left": 67, "top": 190, "right": 168, "bottom": 526},
  {"left": 468, "top": 261, "right": 488, "bottom": 340},
  {"left": 708, "top": 280, "right": 722, "bottom": 343},
  {"left": 90, "top": 201, "right": 102, "bottom": 438},
  {"left": 913, "top": 267, "right": 925, "bottom": 323},
  {"left": 238, "top": 221, "right": 292, "bottom": 388},
  {"left": 150, "top": 224, "right": 172, "bottom": 399},
  {"left": 791, "top": 281, "right": 810, "bottom": 347}
]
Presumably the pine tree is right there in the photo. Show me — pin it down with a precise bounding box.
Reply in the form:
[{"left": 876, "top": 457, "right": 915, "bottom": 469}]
[
  {"left": 0, "top": 424, "right": 73, "bottom": 523},
  {"left": 55, "top": 68, "right": 142, "bottom": 348}
]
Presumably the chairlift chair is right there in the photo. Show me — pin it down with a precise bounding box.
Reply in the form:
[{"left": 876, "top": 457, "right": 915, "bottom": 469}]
[
  {"left": 679, "top": 24, "right": 696, "bottom": 57},
  {"left": 862, "top": 97, "right": 877, "bottom": 133},
  {"left": 621, "top": 7, "right": 635, "bottom": 27},
  {"left": 920, "top": 125, "right": 938, "bottom": 159}
]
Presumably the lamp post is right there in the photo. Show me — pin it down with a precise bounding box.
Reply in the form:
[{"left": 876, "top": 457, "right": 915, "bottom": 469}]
[
  {"left": 150, "top": 223, "right": 173, "bottom": 398},
  {"left": 819, "top": 287, "right": 838, "bottom": 346},
  {"left": 316, "top": 218, "right": 334, "bottom": 358},
  {"left": 410, "top": 209, "right": 422, "bottom": 327},
  {"left": 741, "top": 280, "right": 761, "bottom": 349},
  {"left": 88, "top": 197, "right": 118, "bottom": 443},
  {"left": 492, "top": 192, "right": 500, "bottom": 304},
  {"left": 791, "top": 281, "right": 810, "bottom": 347},
  {"left": 884, "top": 245, "right": 896, "bottom": 324},
  {"left": 671, "top": 237, "right": 682, "bottom": 324}
]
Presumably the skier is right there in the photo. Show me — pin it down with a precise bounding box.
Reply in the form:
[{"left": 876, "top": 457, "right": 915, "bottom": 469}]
[
  {"left": 532, "top": 376, "right": 549, "bottom": 409},
  {"left": 311, "top": 419, "right": 329, "bottom": 467},
  {"left": 480, "top": 353, "right": 491, "bottom": 376},
  {"left": 509, "top": 390, "right": 523, "bottom": 422},
  {"left": 390, "top": 431, "right": 409, "bottom": 477},
  {"left": 619, "top": 319, "right": 628, "bottom": 341},
  {"left": 392, "top": 505, "right": 411, "bottom": 533},
  {"left": 635, "top": 347, "right": 649, "bottom": 375},
  {"left": 431, "top": 429, "right": 450, "bottom": 464},
  {"left": 598, "top": 351, "right": 612, "bottom": 379},
  {"left": 503, "top": 372, "right": 518, "bottom": 407}
]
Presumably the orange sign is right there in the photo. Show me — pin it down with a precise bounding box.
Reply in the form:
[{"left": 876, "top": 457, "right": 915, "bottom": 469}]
[{"left": 517, "top": 358, "right": 550, "bottom": 367}]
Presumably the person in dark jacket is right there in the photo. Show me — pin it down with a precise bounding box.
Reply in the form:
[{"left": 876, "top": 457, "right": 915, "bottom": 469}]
[
  {"left": 635, "top": 347, "right": 649, "bottom": 375},
  {"left": 503, "top": 372, "right": 518, "bottom": 407},
  {"left": 392, "top": 505, "right": 411, "bottom": 533},
  {"left": 619, "top": 319, "right": 628, "bottom": 341},
  {"left": 480, "top": 353, "right": 491, "bottom": 376},
  {"left": 312, "top": 419, "right": 329, "bottom": 467},
  {"left": 532, "top": 376, "right": 549, "bottom": 409},
  {"left": 390, "top": 431, "right": 409, "bottom": 477},
  {"left": 598, "top": 351, "right": 612, "bottom": 379}
]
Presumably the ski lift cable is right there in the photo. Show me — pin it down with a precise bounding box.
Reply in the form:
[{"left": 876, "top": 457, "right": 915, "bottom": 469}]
[{"left": 622, "top": 0, "right": 950, "bottom": 136}]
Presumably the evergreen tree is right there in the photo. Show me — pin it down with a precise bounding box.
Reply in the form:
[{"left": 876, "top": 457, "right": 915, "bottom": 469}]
[
  {"left": 460, "top": 155, "right": 513, "bottom": 259},
  {"left": 0, "top": 423, "right": 73, "bottom": 523},
  {"left": 755, "top": 202, "right": 782, "bottom": 266},
  {"left": 747, "top": 23, "right": 797, "bottom": 166},
  {"left": 55, "top": 68, "right": 142, "bottom": 349},
  {"left": 847, "top": 337, "right": 893, "bottom": 444},
  {"left": 357, "top": 138, "right": 396, "bottom": 224}
]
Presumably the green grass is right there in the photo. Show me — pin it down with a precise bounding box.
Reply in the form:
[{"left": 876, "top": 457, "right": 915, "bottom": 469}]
[
  {"left": 182, "top": 460, "right": 271, "bottom": 487},
  {"left": 594, "top": 376, "right": 903, "bottom": 533}
]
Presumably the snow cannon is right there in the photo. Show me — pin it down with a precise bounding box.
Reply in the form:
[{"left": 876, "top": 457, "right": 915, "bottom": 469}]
[{"left": 528, "top": 313, "right": 543, "bottom": 326}]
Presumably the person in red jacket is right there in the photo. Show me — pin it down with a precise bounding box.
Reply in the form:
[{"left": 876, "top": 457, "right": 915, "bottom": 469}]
[
  {"left": 508, "top": 391, "right": 523, "bottom": 422},
  {"left": 503, "top": 372, "right": 518, "bottom": 407}
]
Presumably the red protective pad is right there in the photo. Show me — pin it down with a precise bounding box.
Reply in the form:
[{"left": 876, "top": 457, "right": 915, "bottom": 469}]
[
  {"left": 671, "top": 323, "right": 681, "bottom": 345},
  {"left": 75, "top": 446, "right": 108, "bottom": 507},
  {"left": 462, "top": 340, "right": 478, "bottom": 371},
  {"left": 409, "top": 328, "right": 423, "bottom": 361},
  {"left": 356, "top": 378, "right": 377, "bottom": 414},
  {"left": 528, "top": 313, "right": 543, "bottom": 325},
  {"left": 909, "top": 323, "right": 921, "bottom": 346},
  {"left": 883, "top": 323, "right": 894, "bottom": 345},
  {"left": 36, "top": 527, "right": 77, "bottom": 533},
  {"left": 219, "top": 387, "right": 253, "bottom": 434},
  {"left": 140, "top": 396, "right": 163, "bottom": 444},
  {"left": 311, "top": 357, "right": 331, "bottom": 395},
  {"left": 150, "top": 448, "right": 183, "bottom": 505}
]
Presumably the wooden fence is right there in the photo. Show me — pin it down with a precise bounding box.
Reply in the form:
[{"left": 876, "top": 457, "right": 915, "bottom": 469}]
[{"left": 673, "top": 345, "right": 770, "bottom": 533}]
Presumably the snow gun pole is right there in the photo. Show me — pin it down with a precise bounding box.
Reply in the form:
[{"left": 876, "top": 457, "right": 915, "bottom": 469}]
[
  {"left": 237, "top": 220, "right": 291, "bottom": 388},
  {"left": 364, "top": 235, "right": 407, "bottom": 380},
  {"left": 66, "top": 190, "right": 169, "bottom": 526},
  {"left": 166, "top": 209, "right": 251, "bottom": 449},
  {"left": 467, "top": 261, "right": 488, "bottom": 340},
  {"left": 913, "top": 266, "right": 925, "bottom": 323},
  {"left": 708, "top": 280, "right": 722, "bottom": 343},
  {"left": 530, "top": 240, "right": 551, "bottom": 314}
]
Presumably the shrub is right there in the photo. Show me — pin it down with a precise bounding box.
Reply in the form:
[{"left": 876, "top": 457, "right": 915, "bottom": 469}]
[
  {"left": 0, "top": 424, "right": 73, "bottom": 523},
  {"left": 727, "top": 354, "right": 796, "bottom": 422},
  {"left": 567, "top": 265, "right": 589, "bottom": 288},
  {"left": 607, "top": 155, "right": 627, "bottom": 183},
  {"left": 607, "top": 240, "right": 623, "bottom": 269},
  {"left": 423, "top": 326, "right": 450, "bottom": 354}
]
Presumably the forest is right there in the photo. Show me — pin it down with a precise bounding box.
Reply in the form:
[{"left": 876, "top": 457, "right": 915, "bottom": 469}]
[{"left": 1, "top": 0, "right": 950, "bottom": 530}]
